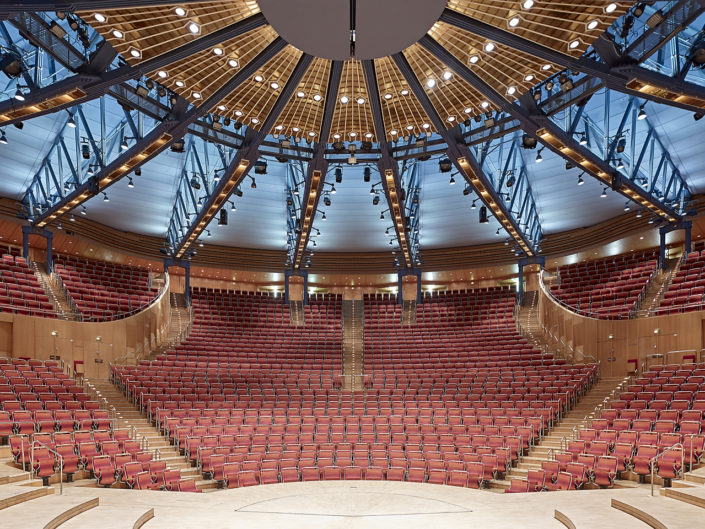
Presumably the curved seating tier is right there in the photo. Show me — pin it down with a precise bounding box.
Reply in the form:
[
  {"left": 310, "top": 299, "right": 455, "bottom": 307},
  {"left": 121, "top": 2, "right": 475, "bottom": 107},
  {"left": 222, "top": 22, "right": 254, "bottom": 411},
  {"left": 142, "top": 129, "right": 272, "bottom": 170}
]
[
  {"left": 0, "top": 254, "right": 55, "bottom": 318},
  {"left": 655, "top": 250, "right": 705, "bottom": 315},
  {"left": 549, "top": 251, "right": 657, "bottom": 319},
  {"left": 53, "top": 255, "right": 158, "bottom": 321}
]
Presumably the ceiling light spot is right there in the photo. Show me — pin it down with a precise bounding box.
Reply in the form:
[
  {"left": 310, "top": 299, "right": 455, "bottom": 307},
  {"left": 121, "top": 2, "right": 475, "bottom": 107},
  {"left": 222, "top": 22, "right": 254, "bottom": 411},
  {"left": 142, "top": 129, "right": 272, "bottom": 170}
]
[
  {"left": 251, "top": 117, "right": 260, "bottom": 124},
  {"left": 175, "top": 7, "right": 186, "bottom": 16},
  {"left": 175, "top": 80, "right": 185, "bottom": 87},
  {"left": 569, "top": 39, "right": 580, "bottom": 49},
  {"left": 468, "top": 54, "right": 480, "bottom": 64},
  {"left": 605, "top": 3, "right": 617, "bottom": 14},
  {"left": 94, "top": 13, "right": 106, "bottom": 23},
  {"left": 356, "top": 97, "right": 365, "bottom": 104},
  {"left": 484, "top": 42, "right": 495, "bottom": 52},
  {"left": 349, "top": 132, "right": 357, "bottom": 137},
  {"left": 254, "top": 75, "right": 264, "bottom": 82},
  {"left": 129, "top": 48, "right": 141, "bottom": 58},
  {"left": 542, "top": 64, "right": 552, "bottom": 71},
  {"left": 508, "top": 16, "right": 520, "bottom": 27},
  {"left": 422, "top": 123, "right": 430, "bottom": 129},
  {"left": 112, "top": 29, "right": 124, "bottom": 39},
  {"left": 192, "top": 91, "right": 201, "bottom": 99},
  {"left": 292, "top": 126, "right": 300, "bottom": 132},
  {"left": 587, "top": 20, "right": 599, "bottom": 30},
  {"left": 524, "top": 74, "right": 534, "bottom": 82},
  {"left": 217, "top": 104, "right": 226, "bottom": 111},
  {"left": 481, "top": 101, "right": 489, "bottom": 109},
  {"left": 365, "top": 132, "right": 373, "bottom": 138},
  {"left": 275, "top": 125, "right": 283, "bottom": 130},
  {"left": 426, "top": 78, "right": 436, "bottom": 88},
  {"left": 507, "top": 85, "right": 517, "bottom": 95},
  {"left": 157, "top": 70, "right": 167, "bottom": 79},
  {"left": 400, "top": 89, "right": 409, "bottom": 96},
  {"left": 235, "top": 110, "right": 243, "bottom": 117},
  {"left": 296, "top": 91, "right": 305, "bottom": 98},
  {"left": 308, "top": 131, "right": 316, "bottom": 137},
  {"left": 340, "top": 95, "right": 349, "bottom": 104},
  {"left": 213, "top": 47, "right": 223, "bottom": 56},
  {"left": 406, "top": 125, "right": 414, "bottom": 131},
  {"left": 522, "top": 0, "right": 534, "bottom": 8},
  {"left": 447, "top": 116, "right": 456, "bottom": 122},
  {"left": 390, "top": 130, "right": 397, "bottom": 135},
  {"left": 187, "top": 21, "right": 200, "bottom": 34},
  {"left": 270, "top": 81, "right": 280, "bottom": 89},
  {"left": 228, "top": 58, "right": 239, "bottom": 68},
  {"left": 313, "top": 94, "right": 322, "bottom": 101},
  {"left": 384, "top": 93, "right": 393, "bottom": 100},
  {"left": 442, "top": 71, "right": 452, "bottom": 81},
  {"left": 333, "top": 133, "right": 341, "bottom": 139},
  {"left": 464, "top": 107, "right": 473, "bottom": 114}
]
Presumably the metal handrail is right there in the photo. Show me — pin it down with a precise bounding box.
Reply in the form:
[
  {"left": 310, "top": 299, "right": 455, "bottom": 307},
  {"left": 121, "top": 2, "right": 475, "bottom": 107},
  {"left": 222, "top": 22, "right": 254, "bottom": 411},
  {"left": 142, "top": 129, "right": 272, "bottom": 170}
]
[
  {"left": 31, "top": 439, "right": 64, "bottom": 495},
  {"left": 650, "top": 443, "right": 684, "bottom": 496}
]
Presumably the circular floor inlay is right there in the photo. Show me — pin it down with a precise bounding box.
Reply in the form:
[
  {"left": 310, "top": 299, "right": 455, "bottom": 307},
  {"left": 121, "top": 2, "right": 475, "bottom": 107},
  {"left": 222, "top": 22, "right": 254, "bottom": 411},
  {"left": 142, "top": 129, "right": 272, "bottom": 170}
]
[{"left": 258, "top": 0, "right": 447, "bottom": 60}]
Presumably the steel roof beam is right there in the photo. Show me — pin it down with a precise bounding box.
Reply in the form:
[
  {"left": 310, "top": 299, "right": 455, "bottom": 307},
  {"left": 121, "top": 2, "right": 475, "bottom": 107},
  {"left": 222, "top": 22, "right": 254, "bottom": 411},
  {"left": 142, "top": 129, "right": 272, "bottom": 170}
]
[
  {"left": 391, "top": 50, "right": 540, "bottom": 257},
  {"left": 33, "top": 37, "right": 286, "bottom": 227},
  {"left": 292, "top": 60, "right": 342, "bottom": 271},
  {"left": 170, "top": 52, "right": 314, "bottom": 259},
  {"left": 418, "top": 34, "right": 682, "bottom": 223},
  {"left": 1, "top": 1, "right": 229, "bottom": 19},
  {"left": 0, "top": 12, "right": 267, "bottom": 126},
  {"left": 440, "top": 7, "right": 705, "bottom": 114}
]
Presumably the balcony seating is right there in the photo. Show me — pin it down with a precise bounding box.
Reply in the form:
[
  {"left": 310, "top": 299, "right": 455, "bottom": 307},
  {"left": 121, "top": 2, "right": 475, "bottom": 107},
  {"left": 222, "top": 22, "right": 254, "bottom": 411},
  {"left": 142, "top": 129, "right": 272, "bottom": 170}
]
[
  {"left": 0, "top": 254, "right": 55, "bottom": 318},
  {"left": 655, "top": 250, "right": 705, "bottom": 315},
  {"left": 54, "top": 254, "right": 158, "bottom": 321},
  {"left": 549, "top": 250, "right": 657, "bottom": 319}
]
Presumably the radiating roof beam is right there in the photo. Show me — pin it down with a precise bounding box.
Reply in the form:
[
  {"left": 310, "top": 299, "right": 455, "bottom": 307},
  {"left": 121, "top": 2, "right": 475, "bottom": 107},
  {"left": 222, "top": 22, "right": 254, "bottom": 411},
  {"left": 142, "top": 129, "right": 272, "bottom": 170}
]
[
  {"left": 0, "top": 1, "right": 224, "bottom": 18},
  {"left": 171, "top": 52, "right": 315, "bottom": 259},
  {"left": 440, "top": 7, "right": 705, "bottom": 114},
  {"left": 0, "top": 12, "right": 267, "bottom": 125},
  {"left": 292, "top": 61, "right": 342, "bottom": 271},
  {"left": 418, "top": 34, "right": 682, "bottom": 223},
  {"left": 362, "top": 59, "right": 414, "bottom": 269},
  {"left": 391, "top": 51, "right": 539, "bottom": 257},
  {"left": 34, "top": 37, "right": 287, "bottom": 227}
]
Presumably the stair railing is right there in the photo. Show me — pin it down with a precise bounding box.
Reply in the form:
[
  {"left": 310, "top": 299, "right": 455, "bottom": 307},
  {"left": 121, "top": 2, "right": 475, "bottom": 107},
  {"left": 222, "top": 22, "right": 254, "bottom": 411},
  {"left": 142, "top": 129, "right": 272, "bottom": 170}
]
[{"left": 650, "top": 443, "right": 684, "bottom": 496}]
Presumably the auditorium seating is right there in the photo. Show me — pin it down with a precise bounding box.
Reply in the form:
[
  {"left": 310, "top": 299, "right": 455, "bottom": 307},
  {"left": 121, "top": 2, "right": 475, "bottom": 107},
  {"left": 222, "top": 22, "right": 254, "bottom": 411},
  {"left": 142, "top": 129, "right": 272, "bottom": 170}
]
[
  {"left": 655, "top": 249, "right": 705, "bottom": 315},
  {"left": 549, "top": 251, "right": 657, "bottom": 319},
  {"left": 508, "top": 362, "right": 705, "bottom": 492},
  {"left": 53, "top": 254, "right": 158, "bottom": 321},
  {"left": 111, "top": 287, "right": 599, "bottom": 489},
  {"left": 0, "top": 254, "right": 55, "bottom": 318}
]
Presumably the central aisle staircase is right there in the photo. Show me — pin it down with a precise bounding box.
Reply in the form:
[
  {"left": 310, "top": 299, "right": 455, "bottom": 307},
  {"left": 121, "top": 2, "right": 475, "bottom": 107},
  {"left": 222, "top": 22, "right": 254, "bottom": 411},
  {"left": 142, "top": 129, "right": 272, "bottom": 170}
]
[{"left": 342, "top": 299, "right": 364, "bottom": 391}]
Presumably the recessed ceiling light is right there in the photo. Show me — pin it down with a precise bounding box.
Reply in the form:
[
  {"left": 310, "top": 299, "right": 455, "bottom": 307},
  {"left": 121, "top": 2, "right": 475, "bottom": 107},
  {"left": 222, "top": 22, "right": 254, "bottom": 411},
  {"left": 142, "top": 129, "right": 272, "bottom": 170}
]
[
  {"left": 464, "top": 107, "right": 473, "bottom": 114},
  {"left": 349, "top": 132, "right": 357, "bottom": 137},
  {"left": 308, "top": 131, "right": 316, "bottom": 137},
  {"left": 313, "top": 94, "right": 322, "bottom": 101},
  {"left": 270, "top": 81, "right": 280, "bottom": 89},
  {"left": 384, "top": 93, "right": 393, "bottom": 100},
  {"left": 390, "top": 130, "right": 397, "bottom": 135},
  {"left": 605, "top": 3, "right": 617, "bottom": 14},
  {"left": 129, "top": 48, "right": 141, "bottom": 58},
  {"left": 522, "top": 0, "right": 534, "bottom": 8},
  {"left": 292, "top": 126, "right": 300, "bottom": 132},
  {"left": 356, "top": 97, "right": 365, "bottom": 104},
  {"left": 275, "top": 125, "right": 283, "bottom": 130},
  {"left": 507, "top": 85, "right": 517, "bottom": 95},
  {"left": 406, "top": 125, "right": 414, "bottom": 131},
  {"left": 422, "top": 123, "right": 430, "bottom": 129},
  {"left": 484, "top": 42, "right": 495, "bottom": 52},
  {"left": 542, "top": 64, "right": 552, "bottom": 70},
  {"left": 157, "top": 70, "right": 167, "bottom": 79},
  {"left": 400, "top": 89, "right": 409, "bottom": 96},
  {"left": 481, "top": 101, "right": 489, "bottom": 109},
  {"left": 340, "top": 95, "right": 349, "bottom": 104},
  {"left": 112, "top": 29, "right": 124, "bottom": 39},
  {"left": 94, "top": 13, "right": 106, "bottom": 23},
  {"left": 217, "top": 105, "right": 226, "bottom": 111},
  {"left": 213, "top": 47, "right": 223, "bottom": 56},
  {"left": 587, "top": 20, "right": 599, "bottom": 30},
  {"left": 251, "top": 117, "right": 259, "bottom": 124},
  {"left": 296, "top": 91, "right": 305, "bottom": 98},
  {"left": 524, "top": 74, "right": 534, "bottom": 82},
  {"left": 254, "top": 75, "right": 264, "bottom": 82},
  {"left": 508, "top": 16, "right": 520, "bottom": 27},
  {"left": 228, "top": 58, "right": 238, "bottom": 68},
  {"left": 187, "top": 21, "right": 200, "bottom": 34},
  {"left": 333, "top": 133, "right": 341, "bottom": 139},
  {"left": 365, "top": 132, "right": 373, "bottom": 138},
  {"left": 442, "top": 71, "right": 452, "bottom": 81},
  {"left": 468, "top": 54, "right": 480, "bottom": 64},
  {"left": 175, "top": 7, "right": 186, "bottom": 16},
  {"left": 192, "top": 91, "right": 201, "bottom": 99},
  {"left": 426, "top": 78, "right": 436, "bottom": 88},
  {"left": 447, "top": 116, "right": 456, "bottom": 122},
  {"left": 569, "top": 40, "right": 580, "bottom": 49}
]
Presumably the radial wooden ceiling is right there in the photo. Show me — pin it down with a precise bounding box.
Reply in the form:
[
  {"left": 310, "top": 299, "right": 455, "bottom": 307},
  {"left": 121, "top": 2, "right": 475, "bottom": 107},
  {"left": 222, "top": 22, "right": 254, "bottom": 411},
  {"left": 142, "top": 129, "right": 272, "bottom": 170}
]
[{"left": 79, "top": 1, "right": 631, "bottom": 143}]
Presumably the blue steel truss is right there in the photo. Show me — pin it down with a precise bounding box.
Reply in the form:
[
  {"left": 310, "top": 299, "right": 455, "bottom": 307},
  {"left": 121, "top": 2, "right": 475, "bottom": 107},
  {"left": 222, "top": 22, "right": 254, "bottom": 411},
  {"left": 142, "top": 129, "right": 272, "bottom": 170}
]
[{"left": 556, "top": 90, "right": 692, "bottom": 216}]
